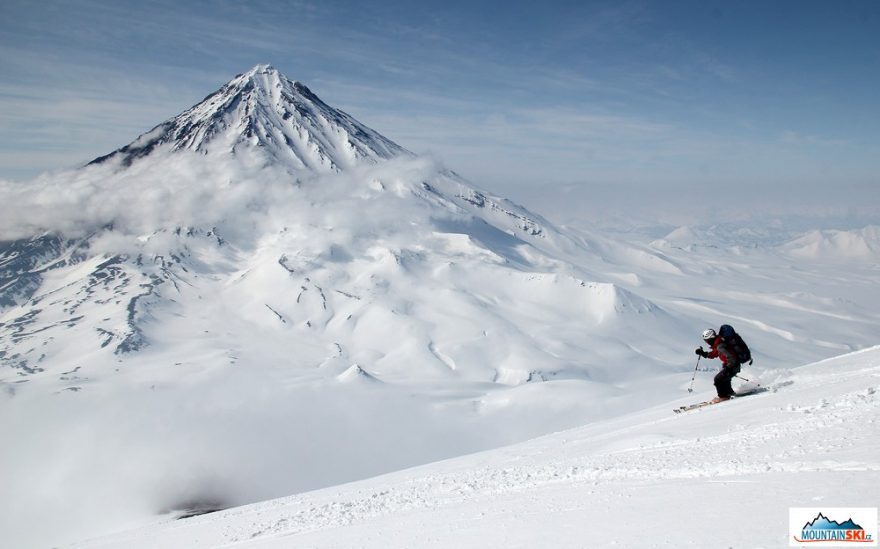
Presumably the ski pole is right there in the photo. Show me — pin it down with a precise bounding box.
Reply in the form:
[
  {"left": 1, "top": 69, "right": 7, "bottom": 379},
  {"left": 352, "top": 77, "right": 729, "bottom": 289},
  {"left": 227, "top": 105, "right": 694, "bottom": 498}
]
[
  {"left": 688, "top": 356, "right": 701, "bottom": 393},
  {"left": 735, "top": 374, "right": 755, "bottom": 383}
]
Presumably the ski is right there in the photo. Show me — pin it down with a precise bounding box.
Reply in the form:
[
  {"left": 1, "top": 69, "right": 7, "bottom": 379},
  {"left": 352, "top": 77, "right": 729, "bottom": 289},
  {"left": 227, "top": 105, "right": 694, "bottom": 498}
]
[
  {"left": 674, "top": 400, "right": 716, "bottom": 413},
  {"left": 673, "top": 385, "right": 769, "bottom": 413}
]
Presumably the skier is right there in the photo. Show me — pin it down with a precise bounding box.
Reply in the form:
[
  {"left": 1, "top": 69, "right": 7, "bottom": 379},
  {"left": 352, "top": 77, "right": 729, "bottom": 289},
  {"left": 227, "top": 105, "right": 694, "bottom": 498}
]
[{"left": 695, "top": 328, "right": 740, "bottom": 403}]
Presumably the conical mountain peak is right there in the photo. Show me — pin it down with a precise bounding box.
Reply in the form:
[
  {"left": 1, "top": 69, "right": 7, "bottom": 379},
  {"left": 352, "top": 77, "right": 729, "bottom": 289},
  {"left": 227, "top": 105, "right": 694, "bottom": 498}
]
[
  {"left": 241, "top": 63, "right": 279, "bottom": 76},
  {"left": 228, "top": 64, "right": 289, "bottom": 94},
  {"left": 90, "top": 64, "right": 408, "bottom": 172}
]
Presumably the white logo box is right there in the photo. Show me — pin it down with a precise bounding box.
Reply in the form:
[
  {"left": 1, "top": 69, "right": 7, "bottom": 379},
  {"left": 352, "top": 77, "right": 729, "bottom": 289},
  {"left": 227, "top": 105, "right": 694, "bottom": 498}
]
[{"left": 790, "top": 507, "right": 878, "bottom": 547}]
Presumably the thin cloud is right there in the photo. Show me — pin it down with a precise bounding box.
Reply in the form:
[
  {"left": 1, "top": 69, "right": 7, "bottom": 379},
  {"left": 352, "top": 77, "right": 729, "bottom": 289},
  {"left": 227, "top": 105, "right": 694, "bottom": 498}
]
[{"left": 781, "top": 130, "right": 849, "bottom": 147}]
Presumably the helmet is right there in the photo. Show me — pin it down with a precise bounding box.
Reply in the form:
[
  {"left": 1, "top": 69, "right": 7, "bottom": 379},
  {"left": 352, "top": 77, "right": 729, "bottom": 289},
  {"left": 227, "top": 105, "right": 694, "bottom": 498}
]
[{"left": 702, "top": 328, "right": 717, "bottom": 342}]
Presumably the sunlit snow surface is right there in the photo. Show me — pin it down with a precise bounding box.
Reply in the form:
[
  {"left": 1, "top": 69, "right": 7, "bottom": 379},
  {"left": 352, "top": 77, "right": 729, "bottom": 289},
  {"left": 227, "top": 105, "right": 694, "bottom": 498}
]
[
  {"left": 1, "top": 66, "right": 878, "bottom": 548},
  {"left": 78, "top": 347, "right": 880, "bottom": 549}
]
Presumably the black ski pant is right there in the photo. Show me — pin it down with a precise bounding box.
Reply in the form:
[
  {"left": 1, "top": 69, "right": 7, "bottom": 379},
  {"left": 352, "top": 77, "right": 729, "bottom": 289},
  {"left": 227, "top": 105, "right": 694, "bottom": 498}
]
[{"left": 714, "top": 362, "right": 741, "bottom": 398}]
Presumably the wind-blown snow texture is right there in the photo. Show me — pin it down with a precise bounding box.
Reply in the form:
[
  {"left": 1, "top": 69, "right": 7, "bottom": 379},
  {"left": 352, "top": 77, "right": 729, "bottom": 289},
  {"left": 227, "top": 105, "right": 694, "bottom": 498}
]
[{"left": 1, "top": 65, "right": 878, "bottom": 548}]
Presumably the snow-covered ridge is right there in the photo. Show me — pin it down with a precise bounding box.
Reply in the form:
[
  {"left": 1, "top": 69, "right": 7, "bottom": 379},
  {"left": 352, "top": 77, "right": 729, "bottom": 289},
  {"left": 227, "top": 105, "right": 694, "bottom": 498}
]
[
  {"left": 782, "top": 225, "right": 880, "bottom": 259},
  {"left": 89, "top": 64, "right": 409, "bottom": 172},
  {"left": 654, "top": 223, "right": 880, "bottom": 259}
]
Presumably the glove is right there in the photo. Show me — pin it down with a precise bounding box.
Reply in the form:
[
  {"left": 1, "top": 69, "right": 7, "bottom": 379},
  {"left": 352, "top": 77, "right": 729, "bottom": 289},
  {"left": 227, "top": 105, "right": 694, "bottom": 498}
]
[{"left": 695, "top": 347, "right": 707, "bottom": 358}]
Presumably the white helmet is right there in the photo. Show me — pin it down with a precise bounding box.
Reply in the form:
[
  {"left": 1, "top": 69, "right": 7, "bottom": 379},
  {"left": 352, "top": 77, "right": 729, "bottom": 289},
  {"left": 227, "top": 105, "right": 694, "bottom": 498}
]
[{"left": 702, "top": 328, "right": 717, "bottom": 341}]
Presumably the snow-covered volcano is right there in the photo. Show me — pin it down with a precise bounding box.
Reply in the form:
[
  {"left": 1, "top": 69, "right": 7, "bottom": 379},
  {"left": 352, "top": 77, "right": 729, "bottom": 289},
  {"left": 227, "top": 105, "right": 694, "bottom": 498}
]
[
  {"left": 89, "top": 64, "right": 408, "bottom": 171},
  {"left": 0, "top": 64, "right": 681, "bottom": 385}
]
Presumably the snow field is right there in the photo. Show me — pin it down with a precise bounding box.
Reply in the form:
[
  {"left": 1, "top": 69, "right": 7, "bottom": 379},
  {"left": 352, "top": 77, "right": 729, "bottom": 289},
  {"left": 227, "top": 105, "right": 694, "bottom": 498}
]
[{"left": 78, "top": 346, "right": 880, "bottom": 548}]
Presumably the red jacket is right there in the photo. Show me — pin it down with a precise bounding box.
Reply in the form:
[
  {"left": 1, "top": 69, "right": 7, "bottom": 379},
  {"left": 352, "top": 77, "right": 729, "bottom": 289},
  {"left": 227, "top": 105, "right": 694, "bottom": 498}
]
[{"left": 706, "top": 336, "right": 738, "bottom": 366}]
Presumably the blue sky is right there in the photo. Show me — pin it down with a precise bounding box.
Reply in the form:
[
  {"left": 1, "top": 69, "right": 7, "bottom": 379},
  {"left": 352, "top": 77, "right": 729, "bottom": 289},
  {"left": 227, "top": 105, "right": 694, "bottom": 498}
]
[{"left": 1, "top": 0, "right": 878, "bottom": 220}]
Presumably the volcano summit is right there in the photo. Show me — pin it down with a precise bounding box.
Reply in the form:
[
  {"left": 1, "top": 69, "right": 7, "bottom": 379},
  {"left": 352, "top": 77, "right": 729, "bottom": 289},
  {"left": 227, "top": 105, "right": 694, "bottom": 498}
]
[{"left": 90, "top": 64, "right": 408, "bottom": 171}]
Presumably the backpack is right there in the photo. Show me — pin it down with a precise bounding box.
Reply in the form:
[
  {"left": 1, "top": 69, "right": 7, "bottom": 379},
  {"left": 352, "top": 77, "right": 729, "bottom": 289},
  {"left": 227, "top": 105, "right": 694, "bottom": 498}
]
[{"left": 718, "top": 324, "right": 751, "bottom": 364}]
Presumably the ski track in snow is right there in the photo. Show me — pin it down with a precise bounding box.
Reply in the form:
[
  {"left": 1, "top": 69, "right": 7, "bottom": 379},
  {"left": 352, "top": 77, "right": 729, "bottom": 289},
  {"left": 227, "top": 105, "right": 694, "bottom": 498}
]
[{"left": 79, "top": 350, "right": 880, "bottom": 548}]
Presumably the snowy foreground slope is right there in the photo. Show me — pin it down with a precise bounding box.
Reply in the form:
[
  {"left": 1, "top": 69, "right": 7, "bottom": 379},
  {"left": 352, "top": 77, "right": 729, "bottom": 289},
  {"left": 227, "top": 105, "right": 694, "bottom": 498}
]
[{"left": 80, "top": 346, "right": 880, "bottom": 548}]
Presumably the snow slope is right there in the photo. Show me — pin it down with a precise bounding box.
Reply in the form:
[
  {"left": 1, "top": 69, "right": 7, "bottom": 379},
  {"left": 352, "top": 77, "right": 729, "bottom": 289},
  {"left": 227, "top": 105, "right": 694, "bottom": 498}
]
[{"left": 78, "top": 346, "right": 880, "bottom": 548}]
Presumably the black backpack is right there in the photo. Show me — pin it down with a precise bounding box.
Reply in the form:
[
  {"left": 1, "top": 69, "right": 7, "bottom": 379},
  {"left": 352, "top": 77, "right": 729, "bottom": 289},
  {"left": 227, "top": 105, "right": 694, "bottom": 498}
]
[{"left": 719, "top": 324, "right": 752, "bottom": 364}]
